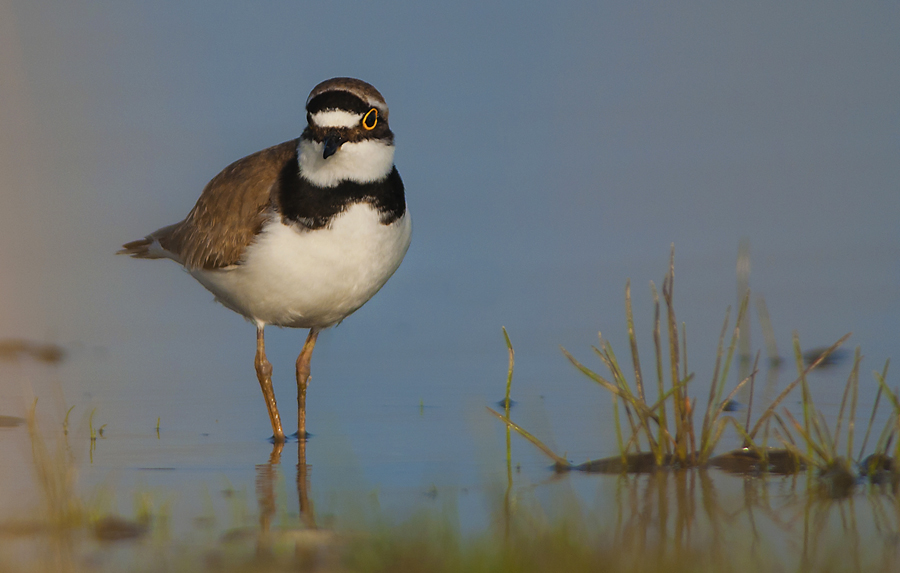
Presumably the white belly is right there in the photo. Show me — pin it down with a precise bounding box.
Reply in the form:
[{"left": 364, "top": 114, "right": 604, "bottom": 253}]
[{"left": 190, "top": 203, "right": 411, "bottom": 328}]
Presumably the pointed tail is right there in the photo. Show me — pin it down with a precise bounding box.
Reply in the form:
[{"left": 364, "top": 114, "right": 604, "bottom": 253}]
[{"left": 117, "top": 236, "right": 166, "bottom": 259}]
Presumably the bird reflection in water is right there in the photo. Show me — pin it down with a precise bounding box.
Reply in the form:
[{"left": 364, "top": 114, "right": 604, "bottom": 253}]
[{"left": 254, "top": 438, "right": 320, "bottom": 560}]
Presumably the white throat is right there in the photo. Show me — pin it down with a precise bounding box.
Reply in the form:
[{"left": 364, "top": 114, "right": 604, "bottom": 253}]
[{"left": 298, "top": 138, "right": 395, "bottom": 188}]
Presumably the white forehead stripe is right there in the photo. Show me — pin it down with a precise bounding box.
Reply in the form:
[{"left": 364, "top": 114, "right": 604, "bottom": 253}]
[
  {"left": 366, "top": 100, "right": 387, "bottom": 114},
  {"left": 310, "top": 110, "right": 362, "bottom": 129}
]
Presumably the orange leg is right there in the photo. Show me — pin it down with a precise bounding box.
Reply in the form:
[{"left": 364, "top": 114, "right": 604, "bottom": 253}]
[
  {"left": 296, "top": 328, "right": 319, "bottom": 439},
  {"left": 255, "top": 326, "right": 285, "bottom": 442}
]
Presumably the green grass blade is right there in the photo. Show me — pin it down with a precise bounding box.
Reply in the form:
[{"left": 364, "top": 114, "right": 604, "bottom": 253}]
[
  {"left": 723, "top": 416, "right": 765, "bottom": 459},
  {"left": 650, "top": 281, "right": 670, "bottom": 454},
  {"left": 662, "top": 247, "right": 685, "bottom": 459},
  {"left": 595, "top": 341, "right": 659, "bottom": 457},
  {"left": 833, "top": 347, "right": 861, "bottom": 458},
  {"left": 745, "top": 351, "right": 760, "bottom": 434},
  {"left": 486, "top": 407, "right": 571, "bottom": 468},
  {"left": 625, "top": 279, "right": 645, "bottom": 402},
  {"left": 782, "top": 408, "right": 830, "bottom": 466},
  {"left": 812, "top": 410, "right": 835, "bottom": 463},
  {"left": 858, "top": 359, "right": 889, "bottom": 461},
  {"left": 501, "top": 327, "right": 515, "bottom": 418},
  {"left": 565, "top": 346, "right": 658, "bottom": 453},
  {"left": 749, "top": 333, "right": 852, "bottom": 439},
  {"left": 715, "top": 292, "right": 750, "bottom": 415},
  {"left": 700, "top": 358, "right": 757, "bottom": 461},
  {"left": 791, "top": 333, "right": 813, "bottom": 459},
  {"left": 871, "top": 366, "right": 900, "bottom": 460},
  {"left": 612, "top": 391, "right": 626, "bottom": 461},
  {"left": 772, "top": 412, "right": 797, "bottom": 447},
  {"left": 563, "top": 347, "right": 621, "bottom": 397},
  {"left": 700, "top": 307, "right": 731, "bottom": 458}
]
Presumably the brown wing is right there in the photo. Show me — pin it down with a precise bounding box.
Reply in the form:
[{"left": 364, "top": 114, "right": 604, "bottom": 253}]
[{"left": 127, "top": 139, "right": 299, "bottom": 270}]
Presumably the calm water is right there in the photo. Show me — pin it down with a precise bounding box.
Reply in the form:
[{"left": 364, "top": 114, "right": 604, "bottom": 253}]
[{"left": 1, "top": 1, "right": 899, "bottom": 569}]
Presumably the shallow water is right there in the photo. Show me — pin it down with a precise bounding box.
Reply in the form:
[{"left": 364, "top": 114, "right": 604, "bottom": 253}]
[{"left": 2, "top": 1, "right": 899, "bottom": 570}]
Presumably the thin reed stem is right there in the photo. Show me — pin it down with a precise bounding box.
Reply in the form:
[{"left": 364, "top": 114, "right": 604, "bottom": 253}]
[
  {"left": 749, "top": 333, "right": 851, "bottom": 439},
  {"left": 625, "top": 280, "right": 645, "bottom": 402},
  {"left": 858, "top": 359, "right": 890, "bottom": 461},
  {"left": 486, "top": 407, "right": 570, "bottom": 468}
]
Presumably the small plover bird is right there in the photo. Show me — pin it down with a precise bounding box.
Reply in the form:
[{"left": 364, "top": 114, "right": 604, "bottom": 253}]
[{"left": 119, "top": 78, "right": 411, "bottom": 442}]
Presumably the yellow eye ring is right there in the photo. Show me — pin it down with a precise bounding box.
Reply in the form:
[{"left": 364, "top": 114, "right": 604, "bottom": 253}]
[{"left": 362, "top": 108, "right": 378, "bottom": 130}]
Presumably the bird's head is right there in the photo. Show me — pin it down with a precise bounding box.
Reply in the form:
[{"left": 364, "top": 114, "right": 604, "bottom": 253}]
[{"left": 299, "top": 78, "right": 395, "bottom": 188}]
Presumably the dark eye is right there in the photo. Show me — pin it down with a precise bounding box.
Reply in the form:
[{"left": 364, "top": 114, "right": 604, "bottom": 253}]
[{"left": 362, "top": 108, "right": 378, "bottom": 130}]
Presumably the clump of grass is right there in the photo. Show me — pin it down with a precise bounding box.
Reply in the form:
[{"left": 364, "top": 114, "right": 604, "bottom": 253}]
[
  {"left": 1, "top": 403, "right": 157, "bottom": 558},
  {"left": 490, "top": 246, "right": 897, "bottom": 490},
  {"left": 858, "top": 360, "right": 899, "bottom": 484},
  {"left": 25, "top": 400, "right": 83, "bottom": 529}
]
